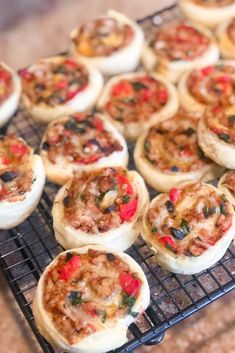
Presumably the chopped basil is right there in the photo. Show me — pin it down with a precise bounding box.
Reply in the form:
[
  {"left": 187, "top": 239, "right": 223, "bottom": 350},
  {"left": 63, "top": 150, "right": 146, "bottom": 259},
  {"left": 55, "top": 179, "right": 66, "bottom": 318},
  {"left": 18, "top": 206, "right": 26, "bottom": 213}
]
[
  {"left": 220, "top": 200, "right": 227, "bottom": 215},
  {"left": 64, "top": 119, "right": 86, "bottom": 134},
  {"left": 170, "top": 227, "right": 185, "bottom": 240},
  {"left": 121, "top": 294, "right": 136, "bottom": 314},
  {"left": 101, "top": 311, "right": 107, "bottom": 323},
  {"left": 151, "top": 226, "right": 158, "bottom": 233},
  {"left": 65, "top": 252, "right": 73, "bottom": 262},
  {"left": 184, "top": 127, "right": 196, "bottom": 137},
  {"left": 180, "top": 219, "right": 190, "bottom": 234},
  {"left": 131, "top": 81, "right": 147, "bottom": 91},
  {"left": 228, "top": 115, "right": 235, "bottom": 123},
  {"left": 68, "top": 291, "right": 82, "bottom": 306},
  {"left": 80, "top": 194, "right": 86, "bottom": 202},
  {"left": 122, "top": 97, "right": 135, "bottom": 104},
  {"left": 122, "top": 195, "right": 130, "bottom": 204},
  {"left": 144, "top": 140, "right": 150, "bottom": 152},
  {"left": 165, "top": 200, "right": 175, "bottom": 213},
  {"left": 165, "top": 243, "right": 175, "bottom": 253},
  {"left": 203, "top": 205, "right": 216, "bottom": 218},
  {"left": 221, "top": 194, "right": 227, "bottom": 202},
  {"left": 217, "top": 133, "right": 230, "bottom": 143}
]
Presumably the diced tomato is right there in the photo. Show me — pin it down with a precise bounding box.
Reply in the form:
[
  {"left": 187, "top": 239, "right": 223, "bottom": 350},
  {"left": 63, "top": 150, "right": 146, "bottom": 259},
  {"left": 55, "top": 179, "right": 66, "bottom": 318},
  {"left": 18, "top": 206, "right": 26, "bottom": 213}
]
[
  {"left": 182, "top": 146, "right": 193, "bottom": 157},
  {"left": 66, "top": 89, "right": 77, "bottom": 100},
  {"left": 64, "top": 58, "right": 79, "bottom": 68},
  {"left": 0, "top": 68, "right": 11, "bottom": 82},
  {"left": 116, "top": 174, "right": 133, "bottom": 195},
  {"left": 119, "top": 198, "right": 138, "bottom": 221},
  {"left": 212, "top": 105, "right": 221, "bottom": 114},
  {"left": 119, "top": 272, "right": 141, "bottom": 297},
  {"left": 75, "top": 155, "right": 100, "bottom": 164},
  {"left": 10, "top": 143, "right": 28, "bottom": 156},
  {"left": 18, "top": 68, "right": 32, "bottom": 81},
  {"left": 140, "top": 88, "right": 152, "bottom": 102},
  {"left": 169, "top": 188, "right": 181, "bottom": 203},
  {"left": 54, "top": 80, "right": 67, "bottom": 90},
  {"left": 112, "top": 81, "right": 133, "bottom": 96},
  {"left": 159, "top": 236, "right": 176, "bottom": 252},
  {"left": 156, "top": 89, "right": 168, "bottom": 104},
  {"left": 1, "top": 156, "right": 11, "bottom": 165},
  {"left": 201, "top": 66, "right": 215, "bottom": 76},
  {"left": 0, "top": 185, "right": 7, "bottom": 201},
  {"left": 93, "top": 117, "right": 104, "bottom": 132},
  {"left": 59, "top": 255, "right": 81, "bottom": 281},
  {"left": 215, "top": 75, "right": 230, "bottom": 83}
]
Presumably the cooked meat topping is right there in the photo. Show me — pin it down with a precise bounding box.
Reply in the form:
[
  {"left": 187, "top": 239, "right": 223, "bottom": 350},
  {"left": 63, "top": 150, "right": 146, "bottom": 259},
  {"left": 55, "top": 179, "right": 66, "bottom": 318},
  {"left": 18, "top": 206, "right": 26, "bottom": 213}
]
[
  {"left": 147, "top": 183, "right": 233, "bottom": 256},
  {"left": 43, "top": 249, "right": 142, "bottom": 344},
  {"left": 19, "top": 58, "right": 89, "bottom": 106},
  {"left": 143, "top": 111, "right": 210, "bottom": 173},
  {"left": 192, "top": 0, "right": 234, "bottom": 7},
  {"left": 41, "top": 112, "right": 123, "bottom": 165},
  {"left": 104, "top": 76, "right": 168, "bottom": 124},
  {"left": 187, "top": 64, "right": 235, "bottom": 106},
  {"left": 0, "top": 134, "right": 34, "bottom": 202},
  {"left": 73, "top": 17, "right": 134, "bottom": 57},
  {"left": 150, "top": 22, "right": 210, "bottom": 61},
  {"left": 205, "top": 105, "right": 235, "bottom": 145},
  {"left": 0, "top": 64, "right": 13, "bottom": 105},
  {"left": 228, "top": 19, "right": 235, "bottom": 44},
  {"left": 64, "top": 167, "right": 138, "bottom": 233},
  {"left": 221, "top": 171, "right": 235, "bottom": 196}
]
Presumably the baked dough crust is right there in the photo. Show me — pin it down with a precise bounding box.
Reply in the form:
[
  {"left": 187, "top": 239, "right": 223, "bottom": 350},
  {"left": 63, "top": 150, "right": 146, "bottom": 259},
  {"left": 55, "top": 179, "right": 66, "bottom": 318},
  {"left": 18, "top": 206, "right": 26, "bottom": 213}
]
[
  {"left": 0, "top": 153, "right": 45, "bottom": 229},
  {"left": 142, "top": 23, "right": 219, "bottom": 83},
  {"left": 70, "top": 10, "right": 144, "bottom": 76},
  {"left": 179, "top": 0, "right": 235, "bottom": 28},
  {"left": 218, "top": 171, "right": 235, "bottom": 206},
  {"left": 21, "top": 56, "right": 103, "bottom": 123},
  {"left": 40, "top": 114, "right": 128, "bottom": 185},
  {"left": 52, "top": 170, "right": 149, "bottom": 251},
  {"left": 197, "top": 114, "right": 235, "bottom": 169},
  {"left": 178, "top": 60, "right": 235, "bottom": 114},
  {"left": 217, "top": 19, "right": 235, "bottom": 59},
  {"left": 141, "top": 183, "right": 235, "bottom": 274},
  {"left": 33, "top": 245, "right": 150, "bottom": 353},
  {"left": 134, "top": 115, "right": 223, "bottom": 192},
  {"left": 0, "top": 62, "right": 21, "bottom": 127},
  {"left": 97, "top": 72, "right": 179, "bottom": 140}
]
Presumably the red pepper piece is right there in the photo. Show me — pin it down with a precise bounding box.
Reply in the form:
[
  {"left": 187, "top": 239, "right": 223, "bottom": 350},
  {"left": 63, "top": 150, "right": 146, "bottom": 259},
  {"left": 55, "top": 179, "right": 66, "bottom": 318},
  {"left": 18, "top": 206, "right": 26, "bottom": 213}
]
[
  {"left": 119, "top": 198, "right": 138, "bottom": 221},
  {"left": 112, "top": 81, "right": 133, "bottom": 96},
  {"left": 215, "top": 75, "right": 230, "bottom": 83},
  {"left": 75, "top": 155, "right": 100, "bottom": 164},
  {"left": 59, "top": 255, "right": 81, "bottom": 281},
  {"left": 0, "top": 68, "right": 11, "bottom": 82},
  {"left": 93, "top": 117, "right": 104, "bottom": 132},
  {"left": 201, "top": 66, "right": 215, "bottom": 76},
  {"left": 18, "top": 68, "right": 32, "bottom": 81},
  {"left": 66, "top": 89, "right": 77, "bottom": 100},
  {"left": 2, "top": 157, "right": 11, "bottom": 165},
  {"left": 156, "top": 89, "right": 168, "bottom": 104},
  {"left": 64, "top": 58, "right": 79, "bottom": 68},
  {"left": 10, "top": 143, "right": 28, "bottom": 157},
  {"left": 119, "top": 272, "right": 141, "bottom": 297},
  {"left": 182, "top": 146, "right": 193, "bottom": 157},
  {"left": 159, "top": 236, "right": 176, "bottom": 252},
  {"left": 140, "top": 88, "right": 152, "bottom": 102},
  {"left": 212, "top": 105, "right": 221, "bottom": 114},
  {"left": 54, "top": 80, "right": 67, "bottom": 90},
  {"left": 116, "top": 174, "right": 133, "bottom": 195},
  {"left": 169, "top": 188, "right": 181, "bottom": 203}
]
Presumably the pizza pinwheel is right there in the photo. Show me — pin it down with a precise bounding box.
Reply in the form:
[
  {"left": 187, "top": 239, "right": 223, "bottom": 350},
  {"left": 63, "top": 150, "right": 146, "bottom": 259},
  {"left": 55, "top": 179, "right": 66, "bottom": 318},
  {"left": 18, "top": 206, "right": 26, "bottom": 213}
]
[
  {"left": 218, "top": 170, "right": 235, "bottom": 206},
  {"left": 33, "top": 246, "right": 150, "bottom": 353},
  {"left": 52, "top": 167, "right": 149, "bottom": 251},
  {"left": 97, "top": 72, "right": 178, "bottom": 140},
  {"left": 134, "top": 110, "right": 223, "bottom": 192},
  {"left": 0, "top": 134, "right": 45, "bottom": 229},
  {"left": 178, "top": 61, "right": 235, "bottom": 114},
  {"left": 40, "top": 112, "right": 128, "bottom": 185},
  {"left": 0, "top": 62, "right": 21, "bottom": 127},
  {"left": 217, "top": 18, "right": 235, "bottom": 59},
  {"left": 179, "top": 0, "right": 235, "bottom": 28},
  {"left": 19, "top": 56, "right": 103, "bottom": 123},
  {"left": 142, "top": 21, "right": 219, "bottom": 83},
  {"left": 70, "top": 10, "right": 144, "bottom": 75},
  {"left": 141, "top": 183, "right": 235, "bottom": 274},
  {"left": 198, "top": 105, "right": 235, "bottom": 168}
]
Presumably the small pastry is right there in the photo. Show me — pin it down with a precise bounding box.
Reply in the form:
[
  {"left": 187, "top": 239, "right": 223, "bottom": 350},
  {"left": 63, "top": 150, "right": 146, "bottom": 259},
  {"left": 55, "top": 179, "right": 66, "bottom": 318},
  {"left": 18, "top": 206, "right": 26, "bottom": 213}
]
[
  {"left": 179, "top": 0, "right": 235, "bottom": 28},
  {"left": 0, "top": 134, "right": 45, "bottom": 229},
  {"left": 70, "top": 10, "right": 144, "bottom": 75},
  {"left": 134, "top": 110, "right": 223, "bottom": 192},
  {"left": 218, "top": 170, "right": 235, "bottom": 206},
  {"left": 141, "top": 182, "right": 235, "bottom": 274},
  {"left": 0, "top": 62, "right": 21, "bottom": 127},
  {"left": 40, "top": 111, "right": 128, "bottom": 185},
  {"left": 178, "top": 61, "right": 235, "bottom": 114},
  {"left": 52, "top": 167, "right": 149, "bottom": 251},
  {"left": 33, "top": 246, "right": 150, "bottom": 353},
  {"left": 19, "top": 56, "right": 103, "bottom": 123},
  {"left": 198, "top": 105, "right": 235, "bottom": 168},
  {"left": 217, "top": 18, "right": 235, "bottom": 59},
  {"left": 142, "top": 21, "right": 219, "bottom": 83},
  {"left": 97, "top": 72, "right": 178, "bottom": 140}
]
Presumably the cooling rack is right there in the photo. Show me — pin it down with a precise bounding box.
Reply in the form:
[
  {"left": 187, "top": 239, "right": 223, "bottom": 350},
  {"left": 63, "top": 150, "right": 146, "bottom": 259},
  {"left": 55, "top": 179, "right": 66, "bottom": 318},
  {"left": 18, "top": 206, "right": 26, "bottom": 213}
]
[{"left": 0, "top": 3, "right": 235, "bottom": 353}]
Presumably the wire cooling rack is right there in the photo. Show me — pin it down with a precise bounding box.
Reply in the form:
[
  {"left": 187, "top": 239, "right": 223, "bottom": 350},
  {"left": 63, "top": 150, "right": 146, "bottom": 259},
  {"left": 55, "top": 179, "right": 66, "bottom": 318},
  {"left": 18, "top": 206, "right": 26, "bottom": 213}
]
[{"left": 0, "top": 3, "right": 235, "bottom": 353}]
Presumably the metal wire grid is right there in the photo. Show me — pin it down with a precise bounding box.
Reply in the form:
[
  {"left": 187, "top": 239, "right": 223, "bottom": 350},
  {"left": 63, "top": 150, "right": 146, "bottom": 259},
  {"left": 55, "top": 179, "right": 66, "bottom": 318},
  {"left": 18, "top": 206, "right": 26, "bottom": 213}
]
[{"left": 0, "top": 3, "right": 235, "bottom": 353}]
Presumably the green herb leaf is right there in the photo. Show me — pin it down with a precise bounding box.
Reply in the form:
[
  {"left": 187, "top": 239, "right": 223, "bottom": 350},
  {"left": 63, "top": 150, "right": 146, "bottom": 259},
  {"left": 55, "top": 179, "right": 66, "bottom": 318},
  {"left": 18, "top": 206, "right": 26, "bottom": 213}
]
[
  {"left": 122, "top": 195, "right": 130, "bottom": 204},
  {"left": 65, "top": 252, "right": 73, "bottom": 262},
  {"left": 151, "top": 226, "right": 158, "bottom": 233},
  {"left": 203, "top": 205, "right": 216, "bottom": 218},
  {"left": 165, "top": 243, "right": 175, "bottom": 253},
  {"left": 180, "top": 219, "right": 190, "bottom": 234},
  {"left": 68, "top": 291, "right": 82, "bottom": 306},
  {"left": 101, "top": 310, "right": 107, "bottom": 323},
  {"left": 228, "top": 115, "right": 235, "bottom": 123},
  {"left": 184, "top": 127, "right": 196, "bottom": 137},
  {"left": 165, "top": 200, "right": 175, "bottom": 213},
  {"left": 217, "top": 133, "right": 230, "bottom": 143},
  {"left": 121, "top": 294, "right": 136, "bottom": 314},
  {"left": 144, "top": 140, "right": 150, "bottom": 152},
  {"left": 131, "top": 81, "right": 148, "bottom": 91},
  {"left": 220, "top": 200, "right": 227, "bottom": 215}
]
